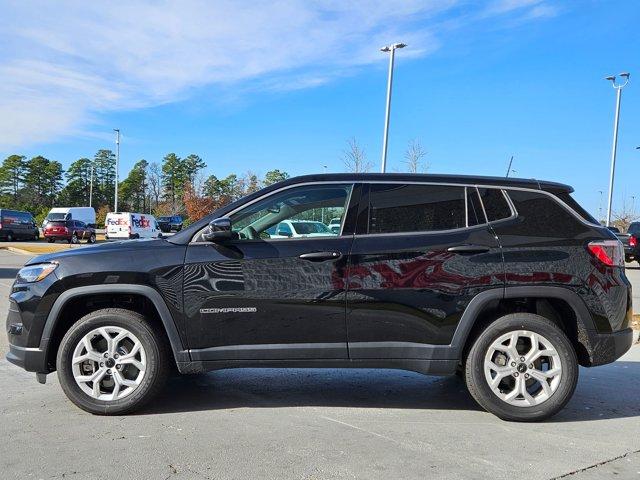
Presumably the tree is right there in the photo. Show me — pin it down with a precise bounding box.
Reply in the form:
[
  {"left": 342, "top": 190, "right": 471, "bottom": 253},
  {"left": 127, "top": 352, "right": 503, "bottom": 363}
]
[
  {"left": 612, "top": 201, "right": 640, "bottom": 232},
  {"left": 263, "top": 169, "right": 290, "bottom": 186},
  {"left": 182, "top": 154, "right": 206, "bottom": 184},
  {"left": 243, "top": 171, "right": 260, "bottom": 195},
  {"left": 162, "top": 153, "right": 184, "bottom": 213},
  {"left": 60, "top": 157, "right": 92, "bottom": 206},
  {"left": 23, "top": 156, "right": 52, "bottom": 206},
  {"left": 203, "top": 174, "right": 239, "bottom": 207},
  {"left": 342, "top": 138, "right": 370, "bottom": 173},
  {"left": 148, "top": 162, "right": 162, "bottom": 211},
  {"left": 119, "top": 160, "right": 148, "bottom": 212},
  {"left": 44, "top": 161, "right": 64, "bottom": 206},
  {"left": 404, "top": 139, "right": 427, "bottom": 173},
  {"left": 183, "top": 181, "right": 215, "bottom": 222},
  {"left": 0, "top": 155, "right": 26, "bottom": 201},
  {"left": 93, "top": 150, "right": 116, "bottom": 207}
]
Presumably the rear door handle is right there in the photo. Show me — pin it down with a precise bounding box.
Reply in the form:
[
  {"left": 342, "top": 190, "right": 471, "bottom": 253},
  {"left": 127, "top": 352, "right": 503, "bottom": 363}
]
[
  {"left": 299, "top": 251, "right": 342, "bottom": 261},
  {"left": 447, "top": 245, "right": 491, "bottom": 254}
]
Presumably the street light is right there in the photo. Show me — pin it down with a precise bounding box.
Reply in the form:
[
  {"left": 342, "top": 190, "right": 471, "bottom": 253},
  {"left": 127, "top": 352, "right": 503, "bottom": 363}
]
[
  {"left": 604, "top": 72, "right": 630, "bottom": 226},
  {"left": 114, "top": 129, "right": 120, "bottom": 213},
  {"left": 380, "top": 42, "right": 406, "bottom": 173}
]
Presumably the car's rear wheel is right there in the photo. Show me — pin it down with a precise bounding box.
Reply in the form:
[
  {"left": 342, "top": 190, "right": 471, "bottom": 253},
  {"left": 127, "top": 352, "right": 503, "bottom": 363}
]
[
  {"left": 57, "top": 308, "right": 170, "bottom": 415},
  {"left": 465, "top": 313, "right": 578, "bottom": 422},
  {"left": 6, "top": 233, "right": 13, "bottom": 242},
  {"left": 47, "top": 237, "right": 55, "bottom": 243},
  {"left": 69, "top": 233, "right": 79, "bottom": 244},
  {"left": 88, "top": 233, "right": 96, "bottom": 244}
]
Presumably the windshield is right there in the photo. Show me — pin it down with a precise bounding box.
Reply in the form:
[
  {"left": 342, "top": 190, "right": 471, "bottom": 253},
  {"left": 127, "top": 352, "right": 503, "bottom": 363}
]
[
  {"left": 291, "top": 222, "right": 331, "bottom": 234},
  {"left": 629, "top": 223, "right": 640, "bottom": 235}
]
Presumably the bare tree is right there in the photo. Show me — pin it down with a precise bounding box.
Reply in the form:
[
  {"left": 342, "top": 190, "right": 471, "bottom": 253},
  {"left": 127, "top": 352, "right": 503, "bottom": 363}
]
[
  {"left": 404, "top": 139, "right": 427, "bottom": 173},
  {"left": 612, "top": 199, "right": 640, "bottom": 232},
  {"left": 147, "top": 162, "right": 162, "bottom": 210},
  {"left": 342, "top": 138, "right": 371, "bottom": 173}
]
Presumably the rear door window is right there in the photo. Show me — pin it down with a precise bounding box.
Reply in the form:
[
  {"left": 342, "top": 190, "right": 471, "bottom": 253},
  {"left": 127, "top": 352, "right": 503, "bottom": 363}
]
[
  {"left": 367, "top": 184, "right": 466, "bottom": 234},
  {"left": 477, "top": 188, "right": 512, "bottom": 222}
]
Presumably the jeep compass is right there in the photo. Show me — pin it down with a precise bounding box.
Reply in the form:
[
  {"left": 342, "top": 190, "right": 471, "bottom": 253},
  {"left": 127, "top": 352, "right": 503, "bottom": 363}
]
[{"left": 6, "top": 174, "right": 634, "bottom": 421}]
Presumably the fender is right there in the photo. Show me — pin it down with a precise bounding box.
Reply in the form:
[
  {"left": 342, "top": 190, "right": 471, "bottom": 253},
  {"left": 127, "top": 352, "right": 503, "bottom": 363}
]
[
  {"left": 39, "top": 284, "right": 190, "bottom": 364},
  {"left": 449, "top": 285, "right": 596, "bottom": 355}
]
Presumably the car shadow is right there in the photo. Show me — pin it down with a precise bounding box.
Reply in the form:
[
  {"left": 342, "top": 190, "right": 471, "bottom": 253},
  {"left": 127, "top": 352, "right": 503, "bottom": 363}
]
[
  {"left": 139, "top": 358, "right": 640, "bottom": 422},
  {"left": 0, "top": 267, "right": 19, "bottom": 280}
]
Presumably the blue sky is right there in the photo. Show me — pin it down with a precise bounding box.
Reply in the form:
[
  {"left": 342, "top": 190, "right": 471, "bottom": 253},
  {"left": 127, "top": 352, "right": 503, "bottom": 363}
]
[{"left": 1, "top": 0, "right": 638, "bottom": 218}]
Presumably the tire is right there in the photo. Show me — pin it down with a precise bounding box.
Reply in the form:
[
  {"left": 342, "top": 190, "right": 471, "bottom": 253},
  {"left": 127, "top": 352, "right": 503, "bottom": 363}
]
[
  {"left": 70, "top": 233, "right": 79, "bottom": 244},
  {"left": 56, "top": 308, "right": 170, "bottom": 415},
  {"left": 88, "top": 233, "right": 96, "bottom": 244},
  {"left": 47, "top": 238, "right": 55, "bottom": 243},
  {"left": 6, "top": 233, "right": 13, "bottom": 242},
  {"left": 465, "top": 313, "right": 578, "bottom": 422}
]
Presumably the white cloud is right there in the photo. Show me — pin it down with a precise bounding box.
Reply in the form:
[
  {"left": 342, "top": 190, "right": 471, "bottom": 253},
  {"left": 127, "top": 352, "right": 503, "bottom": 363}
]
[{"left": 0, "top": 0, "right": 555, "bottom": 150}]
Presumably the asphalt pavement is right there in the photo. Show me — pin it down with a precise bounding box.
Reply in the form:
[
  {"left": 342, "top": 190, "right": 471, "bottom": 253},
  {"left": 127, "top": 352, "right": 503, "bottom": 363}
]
[{"left": 0, "top": 249, "right": 639, "bottom": 480}]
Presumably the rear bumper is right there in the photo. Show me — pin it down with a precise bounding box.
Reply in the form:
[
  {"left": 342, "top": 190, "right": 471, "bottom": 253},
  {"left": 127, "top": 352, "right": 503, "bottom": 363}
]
[{"left": 584, "top": 328, "right": 635, "bottom": 367}]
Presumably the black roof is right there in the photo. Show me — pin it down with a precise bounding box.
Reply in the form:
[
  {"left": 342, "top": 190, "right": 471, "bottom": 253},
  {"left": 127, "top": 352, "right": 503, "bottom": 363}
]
[{"left": 273, "top": 173, "right": 573, "bottom": 193}]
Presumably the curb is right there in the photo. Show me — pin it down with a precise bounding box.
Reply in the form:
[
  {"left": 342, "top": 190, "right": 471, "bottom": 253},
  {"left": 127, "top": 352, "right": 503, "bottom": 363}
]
[{"left": 0, "top": 246, "right": 35, "bottom": 255}]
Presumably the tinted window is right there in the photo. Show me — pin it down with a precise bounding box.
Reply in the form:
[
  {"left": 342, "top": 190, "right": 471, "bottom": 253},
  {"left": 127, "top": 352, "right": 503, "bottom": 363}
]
[
  {"left": 276, "top": 222, "right": 292, "bottom": 235},
  {"left": 628, "top": 223, "right": 640, "bottom": 235},
  {"left": 555, "top": 192, "right": 598, "bottom": 225},
  {"left": 368, "top": 184, "right": 465, "bottom": 234},
  {"left": 478, "top": 188, "right": 512, "bottom": 222}
]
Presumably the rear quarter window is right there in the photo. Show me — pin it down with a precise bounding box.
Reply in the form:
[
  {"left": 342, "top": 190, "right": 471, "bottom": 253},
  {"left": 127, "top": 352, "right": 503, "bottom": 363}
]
[{"left": 477, "top": 188, "right": 512, "bottom": 222}]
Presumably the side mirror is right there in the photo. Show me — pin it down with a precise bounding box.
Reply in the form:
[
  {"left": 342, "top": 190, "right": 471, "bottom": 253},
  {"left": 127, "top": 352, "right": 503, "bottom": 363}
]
[{"left": 203, "top": 217, "right": 233, "bottom": 242}]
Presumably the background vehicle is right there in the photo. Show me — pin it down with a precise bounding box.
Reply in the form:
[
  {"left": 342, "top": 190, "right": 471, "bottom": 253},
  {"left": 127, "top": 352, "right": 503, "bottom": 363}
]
[
  {"left": 43, "top": 207, "right": 96, "bottom": 228},
  {"left": 105, "top": 212, "right": 162, "bottom": 240},
  {"left": 627, "top": 222, "right": 640, "bottom": 264},
  {"left": 328, "top": 217, "right": 342, "bottom": 234},
  {"left": 0, "top": 209, "right": 39, "bottom": 241},
  {"left": 44, "top": 220, "right": 96, "bottom": 244},
  {"left": 6, "top": 174, "right": 634, "bottom": 421},
  {"left": 157, "top": 215, "right": 183, "bottom": 233},
  {"left": 268, "top": 219, "right": 337, "bottom": 238}
]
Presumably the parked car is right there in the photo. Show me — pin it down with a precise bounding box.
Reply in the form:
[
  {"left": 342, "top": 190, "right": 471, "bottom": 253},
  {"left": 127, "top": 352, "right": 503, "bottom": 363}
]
[
  {"left": 328, "top": 217, "right": 342, "bottom": 234},
  {"left": 105, "top": 213, "right": 162, "bottom": 240},
  {"left": 626, "top": 222, "right": 640, "bottom": 264},
  {"left": 43, "top": 207, "right": 96, "bottom": 228},
  {"left": 6, "top": 173, "right": 634, "bottom": 421},
  {"left": 43, "top": 220, "right": 96, "bottom": 244},
  {"left": 267, "top": 219, "right": 336, "bottom": 238},
  {"left": 0, "top": 209, "right": 39, "bottom": 241},
  {"left": 157, "top": 215, "right": 183, "bottom": 233}
]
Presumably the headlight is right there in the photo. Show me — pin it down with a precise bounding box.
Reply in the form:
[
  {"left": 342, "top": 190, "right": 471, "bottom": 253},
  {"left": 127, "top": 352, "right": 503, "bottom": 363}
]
[{"left": 16, "top": 263, "right": 58, "bottom": 283}]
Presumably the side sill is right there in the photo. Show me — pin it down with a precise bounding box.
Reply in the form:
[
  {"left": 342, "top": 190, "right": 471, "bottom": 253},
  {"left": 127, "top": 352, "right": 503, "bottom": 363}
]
[{"left": 176, "top": 359, "right": 458, "bottom": 376}]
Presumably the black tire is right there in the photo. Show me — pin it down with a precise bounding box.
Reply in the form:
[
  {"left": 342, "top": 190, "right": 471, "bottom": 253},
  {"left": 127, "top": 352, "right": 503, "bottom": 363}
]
[
  {"left": 465, "top": 313, "right": 578, "bottom": 422},
  {"left": 6, "top": 233, "right": 13, "bottom": 242},
  {"left": 87, "top": 233, "right": 96, "bottom": 244},
  {"left": 47, "top": 237, "right": 55, "bottom": 243},
  {"left": 70, "top": 233, "right": 79, "bottom": 244},
  {"left": 56, "top": 308, "right": 170, "bottom": 415}
]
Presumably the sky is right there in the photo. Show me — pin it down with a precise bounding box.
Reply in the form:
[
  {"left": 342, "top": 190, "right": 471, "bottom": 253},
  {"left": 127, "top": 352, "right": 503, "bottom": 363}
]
[{"left": 0, "top": 0, "right": 639, "bottom": 218}]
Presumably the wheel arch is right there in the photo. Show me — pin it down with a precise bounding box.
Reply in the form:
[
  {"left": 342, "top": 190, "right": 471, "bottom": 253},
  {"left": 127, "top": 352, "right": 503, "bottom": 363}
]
[
  {"left": 454, "top": 286, "right": 596, "bottom": 366},
  {"left": 40, "top": 284, "right": 189, "bottom": 371}
]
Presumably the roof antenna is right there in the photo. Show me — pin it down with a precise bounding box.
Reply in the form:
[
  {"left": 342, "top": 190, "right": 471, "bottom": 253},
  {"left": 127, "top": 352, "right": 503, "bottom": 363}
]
[{"left": 505, "top": 155, "right": 514, "bottom": 177}]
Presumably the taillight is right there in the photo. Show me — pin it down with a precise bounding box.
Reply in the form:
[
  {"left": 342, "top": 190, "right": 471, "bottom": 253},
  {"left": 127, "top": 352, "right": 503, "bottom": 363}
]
[
  {"left": 630, "top": 235, "right": 637, "bottom": 248},
  {"left": 587, "top": 240, "right": 624, "bottom": 267}
]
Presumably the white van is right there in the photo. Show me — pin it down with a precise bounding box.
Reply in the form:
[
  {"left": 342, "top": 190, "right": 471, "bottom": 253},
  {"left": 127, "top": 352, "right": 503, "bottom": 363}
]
[
  {"left": 105, "top": 212, "right": 162, "bottom": 240},
  {"left": 43, "top": 207, "right": 96, "bottom": 228}
]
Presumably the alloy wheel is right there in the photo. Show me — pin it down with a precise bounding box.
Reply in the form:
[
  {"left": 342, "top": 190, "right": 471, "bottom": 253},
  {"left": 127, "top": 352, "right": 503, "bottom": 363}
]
[
  {"left": 71, "top": 326, "right": 147, "bottom": 401},
  {"left": 484, "top": 330, "right": 562, "bottom": 407}
]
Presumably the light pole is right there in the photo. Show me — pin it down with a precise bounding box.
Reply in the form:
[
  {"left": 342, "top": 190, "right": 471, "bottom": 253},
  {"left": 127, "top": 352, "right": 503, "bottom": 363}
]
[
  {"left": 380, "top": 42, "right": 406, "bottom": 173},
  {"left": 604, "top": 72, "right": 630, "bottom": 226},
  {"left": 114, "top": 128, "right": 120, "bottom": 212},
  {"left": 323, "top": 165, "right": 328, "bottom": 174},
  {"left": 89, "top": 160, "right": 94, "bottom": 208}
]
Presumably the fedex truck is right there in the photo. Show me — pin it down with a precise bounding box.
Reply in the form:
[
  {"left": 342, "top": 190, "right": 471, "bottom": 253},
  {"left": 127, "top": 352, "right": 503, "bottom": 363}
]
[{"left": 105, "top": 212, "right": 162, "bottom": 240}]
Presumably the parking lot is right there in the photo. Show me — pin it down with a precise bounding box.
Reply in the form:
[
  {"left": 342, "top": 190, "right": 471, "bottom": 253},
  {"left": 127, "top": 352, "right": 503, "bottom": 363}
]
[{"left": 0, "top": 248, "right": 639, "bottom": 480}]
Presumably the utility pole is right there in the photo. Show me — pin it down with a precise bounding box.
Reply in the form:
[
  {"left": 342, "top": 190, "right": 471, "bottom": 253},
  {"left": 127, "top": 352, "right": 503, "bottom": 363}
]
[
  {"left": 380, "top": 42, "right": 406, "bottom": 173},
  {"left": 114, "top": 129, "right": 120, "bottom": 212},
  {"left": 604, "top": 73, "right": 630, "bottom": 226}
]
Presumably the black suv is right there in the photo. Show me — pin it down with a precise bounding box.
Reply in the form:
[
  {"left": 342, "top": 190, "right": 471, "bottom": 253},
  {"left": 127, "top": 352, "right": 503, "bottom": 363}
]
[
  {"left": 157, "top": 215, "right": 183, "bottom": 233},
  {"left": 6, "top": 174, "right": 634, "bottom": 421}
]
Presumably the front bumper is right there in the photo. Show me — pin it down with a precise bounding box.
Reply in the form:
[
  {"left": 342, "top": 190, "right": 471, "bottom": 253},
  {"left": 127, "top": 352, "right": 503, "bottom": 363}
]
[{"left": 6, "top": 343, "right": 48, "bottom": 372}]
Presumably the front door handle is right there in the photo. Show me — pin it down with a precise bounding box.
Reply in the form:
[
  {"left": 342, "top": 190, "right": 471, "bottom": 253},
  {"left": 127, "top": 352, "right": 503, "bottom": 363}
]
[
  {"left": 299, "top": 251, "right": 342, "bottom": 261},
  {"left": 447, "top": 245, "right": 491, "bottom": 254}
]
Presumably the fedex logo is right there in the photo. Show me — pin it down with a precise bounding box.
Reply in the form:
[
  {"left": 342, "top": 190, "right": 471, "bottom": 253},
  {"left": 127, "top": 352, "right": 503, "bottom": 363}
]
[
  {"left": 107, "top": 217, "right": 128, "bottom": 226},
  {"left": 132, "top": 215, "right": 151, "bottom": 228}
]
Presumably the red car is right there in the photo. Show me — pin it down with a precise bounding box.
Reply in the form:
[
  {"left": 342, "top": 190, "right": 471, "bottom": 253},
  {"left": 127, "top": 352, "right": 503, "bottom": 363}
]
[{"left": 44, "top": 220, "right": 96, "bottom": 244}]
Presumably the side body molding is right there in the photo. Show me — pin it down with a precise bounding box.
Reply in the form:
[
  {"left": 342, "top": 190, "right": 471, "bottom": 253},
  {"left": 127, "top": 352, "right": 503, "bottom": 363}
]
[{"left": 40, "top": 284, "right": 190, "bottom": 363}]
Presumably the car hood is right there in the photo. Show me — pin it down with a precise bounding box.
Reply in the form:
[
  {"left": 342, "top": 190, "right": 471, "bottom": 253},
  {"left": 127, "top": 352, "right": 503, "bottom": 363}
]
[{"left": 26, "top": 238, "right": 174, "bottom": 265}]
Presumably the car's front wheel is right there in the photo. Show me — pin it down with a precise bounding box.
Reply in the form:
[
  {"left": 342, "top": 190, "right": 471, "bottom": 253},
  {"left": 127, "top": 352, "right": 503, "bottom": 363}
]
[
  {"left": 465, "top": 313, "right": 578, "bottom": 422},
  {"left": 56, "top": 308, "right": 170, "bottom": 415}
]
